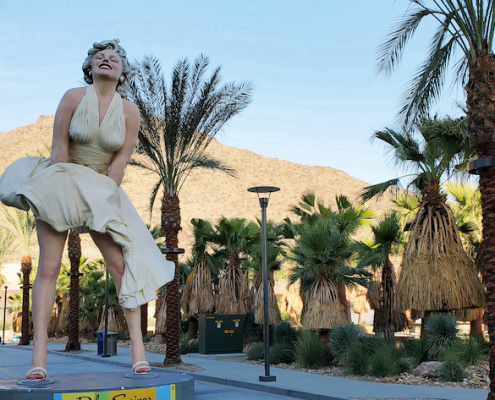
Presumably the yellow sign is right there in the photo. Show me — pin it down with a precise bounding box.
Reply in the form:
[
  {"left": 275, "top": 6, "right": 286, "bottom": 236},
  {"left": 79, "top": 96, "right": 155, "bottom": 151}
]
[{"left": 54, "top": 384, "right": 175, "bottom": 400}]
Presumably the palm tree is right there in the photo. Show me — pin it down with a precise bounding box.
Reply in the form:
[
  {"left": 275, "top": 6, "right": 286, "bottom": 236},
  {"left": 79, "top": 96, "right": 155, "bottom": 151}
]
[
  {"left": 356, "top": 211, "right": 406, "bottom": 342},
  {"left": 129, "top": 54, "right": 252, "bottom": 364},
  {"left": 244, "top": 221, "right": 285, "bottom": 326},
  {"left": 378, "top": 5, "right": 495, "bottom": 394},
  {"left": 289, "top": 220, "right": 370, "bottom": 337},
  {"left": 0, "top": 227, "right": 14, "bottom": 286},
  {"left": 180, "top": 218, "right": 217, "bottom": 339},
  {"left": 0, "top": 205, "right": 37, "bottom": 345},
  {"left": 212, "top": 218, "right": 258, "bottom": 315},
  {"left": 65, "top": 229, "right": 82, "bottom": 351},
  {"left": 286, "top": 192, "right": 374, "bottom": 318},
  {"left": 361, "top": 118, "right": 484, "bottom": 334}
]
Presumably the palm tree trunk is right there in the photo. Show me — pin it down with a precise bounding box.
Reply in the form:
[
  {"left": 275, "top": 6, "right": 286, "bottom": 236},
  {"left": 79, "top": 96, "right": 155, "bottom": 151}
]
[
  {"left": 337, "top": 285, "right": 350, "bottom": 322},
  {"left": 466, "top": 49, "right": 495, "bottom": 400},
  {"left": 161, "top": 192, "right": 182, "bottom": 365},
  {"left": 140, "top": 304, "right": 148, "bottom": 337},
  {"left": 382, "top": 258, "right": 395, "bottom": 343},
  {"left": 19, "top": 255, "right": 32, "bottom": 345},
  {"left": 66, "top": 230, "right": 81, "bottom": 351}
]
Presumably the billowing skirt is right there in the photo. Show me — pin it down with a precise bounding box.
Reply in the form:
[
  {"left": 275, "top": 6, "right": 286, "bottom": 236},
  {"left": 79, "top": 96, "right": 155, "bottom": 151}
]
[{"left": 0, "top": 157, "right": 174, "bottom": 310}]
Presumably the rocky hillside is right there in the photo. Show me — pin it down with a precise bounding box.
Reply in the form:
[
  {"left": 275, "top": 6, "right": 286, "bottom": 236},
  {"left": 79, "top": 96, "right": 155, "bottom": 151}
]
[{"left": 0, "top": 115, "right": 394, "bottom": 262}]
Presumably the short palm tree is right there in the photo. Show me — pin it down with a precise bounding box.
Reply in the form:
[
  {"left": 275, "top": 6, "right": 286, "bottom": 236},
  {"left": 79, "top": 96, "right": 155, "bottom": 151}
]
[
  {"left": 286, "top": 192, "right": 374, "bottom": 318},
  {"left": 212, "top": 217, "right": 258, "bottom": 315},
  {"left": 129, "top": 54, "right": 252, "bottom": 364},
  {"left": 0, "top": 205, "right": 36, "bottom": 345},
  {"left": 289, "top": 220, "right": 370, "bottom": 333},
  {"left": 356, "top": 211, "right": 406, "bottom": 342},
  {"left": 244, "top": 221, "right": 285, "bottom": 325},
  {"left": 378, "top": 4, "right": 495, "bottom": 394},
  {"left": 181, "top": 218, "right": 217, "bottom": 338},
  {"left": 361, "top": 118, "right": 484, "bottom": 324}
]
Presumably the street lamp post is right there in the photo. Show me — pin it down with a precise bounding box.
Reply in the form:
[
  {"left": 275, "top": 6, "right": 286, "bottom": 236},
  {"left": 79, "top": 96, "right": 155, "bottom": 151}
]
[
  {"left": 2, "top": 285, "right": 7, "bottom": 345},
  {"left": 248, "top": 186, "right": 280, "bottom": 382}
]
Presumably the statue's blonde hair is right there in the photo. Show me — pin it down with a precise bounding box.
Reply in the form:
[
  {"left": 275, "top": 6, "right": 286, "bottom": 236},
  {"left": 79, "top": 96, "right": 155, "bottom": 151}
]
[{"left": 82, "top": 39, "right": 136, "bottom": 98}]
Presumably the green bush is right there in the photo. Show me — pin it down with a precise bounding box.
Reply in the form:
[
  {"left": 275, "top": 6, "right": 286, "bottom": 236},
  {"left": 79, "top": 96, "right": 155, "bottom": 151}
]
[
  {"left": 425, "top": 314, "right": 459, "bottom": 360},
  {"left": 179, "top": 337, "right": 199, "bottom": 354},
  {"left": 143, "top": 334, "right": 156, "bottom": 343},
  {"left": 359, "top": 335, "right": 387, "bottom": 356},
  {"left": 330, "top": 324, "right": 362, "bottom": 364},
  {"left": 395, "top": 358, "right": 411, "bottom": 374},
  {"left": 322, "top": 346, "right": 335, "bottom": 367},
  {"left": 404, "top": 338, "right": 429, "bottom": 367},
  {"left": 368, "top": 350, "right": 396, "bottom": 377},
  {"left": 343, "top": 341, "right": 368, "bottom": 375},
  {"left": 296, "top": 331, "right": 325, "bottom": 369},
  {"left": 244, "top": 313, "right": 263, "bottom": 342},
  {"left": 270, "top": 343, "right": 296, "bottom": 364},
  {"left": 439, "top": 353, "right": 466, "bottom": 382},
  {"left": 247, "top": 342, "right": 265, "bottom": 361},
  {"left": 456, "top": 335, "right": 487, "bottom": 366},
  {"left": 0, "top": 322, "right": 11, "bottom": 330},
  {"left": 273, "top": 321, "right": 297, "bottom": 348}
]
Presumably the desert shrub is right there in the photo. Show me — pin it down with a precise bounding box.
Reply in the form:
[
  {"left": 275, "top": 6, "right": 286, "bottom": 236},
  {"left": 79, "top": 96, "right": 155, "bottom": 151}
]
[
  {"left": 296, "top": 331, "right": 325, "bottom": 369},
  {"left": 404, "top": 338, "right": 429, "bottom": 367},
  {"left": 273, "top": 321, "right": 297, "bottom": 348},
  {"left": 247, "top": 342, "right": 265, "bottom": 361},
  {"left": 280, "top": 311, "right": 291, "bottom": 322},
  {"left": 343, "top": 341, "right": 368, "bottom": 375},
  {"left": 426, "top": 314, "right": 459, "bottom": 360},
  {"left": 439, "top": 352, "right": 466, "bottom": 382},
  {"left": 456, "top": 335, "right": 487, "bottom": 366},
  {"left": 270, "top": 343, "right": 296, "bottom": 364},
  {"left": 143, "top": 334, "right": 156, "bottom": 343},
  {"left": 244, "top": 313, "right": 263, "bottom": 342},
  {"left": 395, "top": 358, "right": 411, "bottom": 374},
  {"left": 330, "top": 324, "right": 362, "bottom": 364},
  {"left": 368, "top": 350, "right": 396, "bottom": 377},
  {"left": 359, "top": 334, "right": 387, "bottom": 356},
  {"left": 179, "top": 337, "right": 199, "bottom": 354}
]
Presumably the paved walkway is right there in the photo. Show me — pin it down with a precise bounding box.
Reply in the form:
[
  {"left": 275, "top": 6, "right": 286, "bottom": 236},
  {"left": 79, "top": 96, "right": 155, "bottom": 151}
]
[{"left": 0, "top": 342, "right": 489, "bottom": 400}]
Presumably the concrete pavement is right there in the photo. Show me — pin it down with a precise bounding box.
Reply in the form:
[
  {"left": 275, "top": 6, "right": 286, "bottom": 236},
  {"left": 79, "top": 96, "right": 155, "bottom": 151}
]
[{"left": 0, "top": 342, "right": 490, "bottom": 400}]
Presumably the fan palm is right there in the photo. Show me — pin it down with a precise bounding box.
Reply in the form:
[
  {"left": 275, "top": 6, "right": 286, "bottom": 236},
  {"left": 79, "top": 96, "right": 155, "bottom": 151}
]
[
  {"left": 181, "top": 218, "right": 218, "bottom": 338},
  {"left": 128, "top": 54, "right": 252, "bottom": 363},
  {"left": 361, "top": 118, "right": 484, "bottom": 325},
  {"left": 286, "top": 192, "right": 374, "bottom": 318},
  {"left": 212, "top": 217, "right": 258, "bottom": 315},
  {"left": 289, "top": 220, "right": 371, "bottom": 332},
  {"left": 65, "top": 229, "right": 82, "bottom": 351},
  {"left": 0, "top": 205, "right": 36, "bottom": 345},
  {"left": 378, "top": 4, "right": 495, "bottom": 393},
  {"left": 356, "top": 211, "right": 406, "bottom": 342},
  {"left": 244, "top": 221, "right": 285, "bottom": 325}
]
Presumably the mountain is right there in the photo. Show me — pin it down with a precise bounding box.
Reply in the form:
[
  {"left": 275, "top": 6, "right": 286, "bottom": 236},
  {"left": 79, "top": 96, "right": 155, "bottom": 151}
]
[{"left": 0, "top": 115, "right": 393, "bottom": 262}]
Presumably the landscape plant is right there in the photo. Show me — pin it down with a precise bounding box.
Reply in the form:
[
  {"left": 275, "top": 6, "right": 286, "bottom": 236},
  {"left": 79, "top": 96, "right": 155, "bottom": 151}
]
[
  {"left": 295, "top": 330, "right": 326, "bottom": 369},
  {"left": 425, "top": 313, "right": 460, "bottom": 360},
  {"left": 129, "top": 54, "right": 252, "bottom": 364},
  {"left": 329, "top": 323, "right": 362, "bottom": 364}
]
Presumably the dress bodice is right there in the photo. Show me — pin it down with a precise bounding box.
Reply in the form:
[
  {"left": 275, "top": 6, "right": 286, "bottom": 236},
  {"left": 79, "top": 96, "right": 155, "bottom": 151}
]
[{"left": 68, "top": 85, "right": 126, "bottom": 174}]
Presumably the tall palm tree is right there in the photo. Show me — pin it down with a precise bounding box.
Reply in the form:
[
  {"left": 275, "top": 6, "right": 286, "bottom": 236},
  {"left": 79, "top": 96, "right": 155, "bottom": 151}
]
[
  {"left": 289, "top": 220, "right": 370, "bottom": 336},
  {"left": 356, "top": 211, "right": 406, "bottom": 342},
  {"left": 361, "top": 118, "right": 484, "bottom": 334},
  {"left": 286, "top": 192, "right": 374, "bottom": 318},
  {"left": 181, "top": 218, "right": 218, "bottom": 339},
  {"left": 0, "top": 205, "right": 37, "bottom": 345},
  {"left": 212, "top": 218, "right": 258, "bottom": 315},
  {"left": 65, "top": 229, "right": 82, "bottom": 351},
  {"left": 129, "top": 54, "right": 252, "bottom": 364},
  {"left": 378, "top": 5, "right": 495, "bottom": 394}
]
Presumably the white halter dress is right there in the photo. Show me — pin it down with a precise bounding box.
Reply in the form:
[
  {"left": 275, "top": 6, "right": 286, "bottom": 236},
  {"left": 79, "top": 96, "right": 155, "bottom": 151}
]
[{"left": 0, "top": 85, "right": 174, "bottom": 310}]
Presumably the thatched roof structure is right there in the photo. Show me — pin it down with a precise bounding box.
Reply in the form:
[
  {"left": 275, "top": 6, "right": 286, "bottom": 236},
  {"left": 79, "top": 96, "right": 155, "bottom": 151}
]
[{"left": 396, "top": 197, "right": 485, "bottom": 311}]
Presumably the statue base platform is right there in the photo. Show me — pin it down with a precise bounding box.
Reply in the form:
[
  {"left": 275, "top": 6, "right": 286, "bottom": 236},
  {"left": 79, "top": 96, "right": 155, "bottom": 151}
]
[{"left": 0, "top": 370, "right": 194, "bottom": 400}]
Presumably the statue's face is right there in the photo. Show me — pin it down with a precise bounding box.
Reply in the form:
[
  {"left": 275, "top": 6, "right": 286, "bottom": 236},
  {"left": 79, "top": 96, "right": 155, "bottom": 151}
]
[{"left": 90, "top": 49, "right": 123, "bottom": 81}]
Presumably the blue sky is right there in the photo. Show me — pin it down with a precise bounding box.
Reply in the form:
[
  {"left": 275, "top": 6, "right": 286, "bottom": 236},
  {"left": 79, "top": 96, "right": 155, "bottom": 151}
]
[{"left": 0, "top": 1, "right": 465, "bottom": 184}]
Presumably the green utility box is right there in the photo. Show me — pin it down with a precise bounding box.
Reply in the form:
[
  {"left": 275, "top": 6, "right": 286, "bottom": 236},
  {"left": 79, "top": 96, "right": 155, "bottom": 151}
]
[{"left": 198, "top": 314, "right": 244, "bottom": 354}]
